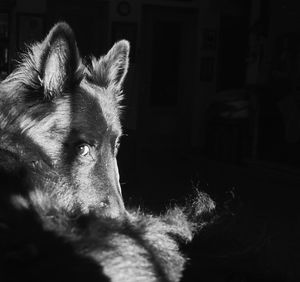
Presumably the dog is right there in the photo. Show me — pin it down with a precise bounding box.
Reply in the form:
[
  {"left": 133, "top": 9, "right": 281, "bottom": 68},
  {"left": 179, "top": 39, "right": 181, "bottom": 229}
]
[{"left": 0, "top": 22, "right": 215, "bottom": 281}]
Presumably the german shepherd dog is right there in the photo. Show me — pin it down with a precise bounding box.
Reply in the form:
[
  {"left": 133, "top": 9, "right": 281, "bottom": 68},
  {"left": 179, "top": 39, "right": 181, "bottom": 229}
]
[{"left": 0, "top": 23, "right": 214, "bottom": 281}]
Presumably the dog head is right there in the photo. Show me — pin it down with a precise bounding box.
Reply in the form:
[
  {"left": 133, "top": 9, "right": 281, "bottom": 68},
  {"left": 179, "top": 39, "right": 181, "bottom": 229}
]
[{"left": 1, "top": 22, "right": 129, "bottom": 218}]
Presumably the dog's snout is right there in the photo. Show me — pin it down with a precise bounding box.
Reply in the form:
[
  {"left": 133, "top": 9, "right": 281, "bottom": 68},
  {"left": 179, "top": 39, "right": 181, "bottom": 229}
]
[{"left": 94, "top": 199, "right": 125, "bottom": 219}]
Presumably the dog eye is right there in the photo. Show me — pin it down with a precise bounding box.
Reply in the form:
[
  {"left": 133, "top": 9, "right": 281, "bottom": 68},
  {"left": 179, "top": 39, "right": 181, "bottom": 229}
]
[{"left": 77, "top": 144, "right": 90, "bottom": 156}]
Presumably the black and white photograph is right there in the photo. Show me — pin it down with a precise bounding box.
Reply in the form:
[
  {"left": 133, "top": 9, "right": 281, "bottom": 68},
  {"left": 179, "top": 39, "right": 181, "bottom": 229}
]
[{"left": 0, "top": 0, "right": 299, "bottom": 281}]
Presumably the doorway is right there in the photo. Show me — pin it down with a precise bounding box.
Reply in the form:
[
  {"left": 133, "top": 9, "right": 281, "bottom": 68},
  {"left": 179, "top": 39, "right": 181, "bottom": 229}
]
[{"left": 138, "top": 5, "right": 198, "bottom": 149}]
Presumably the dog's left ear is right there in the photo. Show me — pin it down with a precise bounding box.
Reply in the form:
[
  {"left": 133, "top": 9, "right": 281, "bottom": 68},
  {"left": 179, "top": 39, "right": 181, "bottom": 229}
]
[
  {"left": 37, "top": 22, "right": 81, "bottom": 98},
  {"left": 89, "top": 40, "right": 130, "bottom": 90}
]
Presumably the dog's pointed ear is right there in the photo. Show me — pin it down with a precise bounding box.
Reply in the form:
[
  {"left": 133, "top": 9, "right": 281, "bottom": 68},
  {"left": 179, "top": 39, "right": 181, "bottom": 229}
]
[
  {"left": 38, "top": 22, "right": 80, "bottom": 98},
  {"left": 90, "top": 40, "right": 130, "bottom": 89}
]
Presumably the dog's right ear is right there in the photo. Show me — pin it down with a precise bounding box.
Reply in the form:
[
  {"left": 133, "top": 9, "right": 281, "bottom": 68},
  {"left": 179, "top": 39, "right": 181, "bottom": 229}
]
[
  {"left": 36, "top": 22, "right": 81, "bottom": 99},
  {"left": 87, "top": 40, "right": 130, "bottom": 90}
]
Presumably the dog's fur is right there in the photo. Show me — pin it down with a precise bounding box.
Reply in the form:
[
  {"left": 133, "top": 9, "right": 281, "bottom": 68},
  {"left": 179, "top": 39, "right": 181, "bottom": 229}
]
[{"left": 0, "top": 23, "right": 215, "bottom": 281}]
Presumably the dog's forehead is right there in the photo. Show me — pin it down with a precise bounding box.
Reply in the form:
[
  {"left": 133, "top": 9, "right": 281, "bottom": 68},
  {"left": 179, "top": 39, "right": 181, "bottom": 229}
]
[{"left": 77, "top": 81, "right": 121, "bottom": 134}]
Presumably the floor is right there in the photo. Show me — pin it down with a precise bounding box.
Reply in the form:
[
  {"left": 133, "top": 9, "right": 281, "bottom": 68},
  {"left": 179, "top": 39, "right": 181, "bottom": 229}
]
[{"left": 118, "top": 143, "right": 300, "bottom": 282}]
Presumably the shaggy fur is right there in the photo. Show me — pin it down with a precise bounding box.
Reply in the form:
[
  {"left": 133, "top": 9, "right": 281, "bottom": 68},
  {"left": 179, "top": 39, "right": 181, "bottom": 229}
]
[
  {"left": 0, "top": 22, "right": 215, "bottom": 281},
  {"left": 1, "top": 22, "right": 126, "bottom": 219},
  {"left": 0, "top": 154, "right": 215, "bottom": 282}
]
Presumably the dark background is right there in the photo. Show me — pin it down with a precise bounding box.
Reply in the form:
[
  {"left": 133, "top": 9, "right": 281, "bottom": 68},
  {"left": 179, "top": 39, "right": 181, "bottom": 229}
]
[{"left": 1, "top": 0, "right": 300, "bottom": 281}]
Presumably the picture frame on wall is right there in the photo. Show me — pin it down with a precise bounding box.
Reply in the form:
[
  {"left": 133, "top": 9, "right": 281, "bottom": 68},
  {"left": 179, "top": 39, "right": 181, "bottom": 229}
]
[
  {"left": 17, "top": 13, "right": 44, "bottom": 50},
  {"left": 0, "top": 13, "right": 9, "bottom": 80},
  {"left": 111, "top": 22, "right": 137, "bottom": 63}
]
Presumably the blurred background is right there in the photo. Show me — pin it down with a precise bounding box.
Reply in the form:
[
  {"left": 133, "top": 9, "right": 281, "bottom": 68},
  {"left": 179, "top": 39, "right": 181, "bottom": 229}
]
[{"left": 1, "top": 0, "right": 300, "bottom": 281}]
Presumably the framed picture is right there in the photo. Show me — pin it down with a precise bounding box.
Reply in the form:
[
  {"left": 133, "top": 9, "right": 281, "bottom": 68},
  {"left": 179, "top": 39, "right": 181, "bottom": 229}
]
[
  {"left": 0, "top": 13, "right": 9, "bottom": 79},
  {"left": 111, "top": 22, "right": 137, "bottom": 63},
  {"left": 17, "top": 13, "right": 44, "bottom": 50}
]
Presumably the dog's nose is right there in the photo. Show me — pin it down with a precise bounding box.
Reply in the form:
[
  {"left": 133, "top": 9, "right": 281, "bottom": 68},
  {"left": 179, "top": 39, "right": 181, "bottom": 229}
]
[{"left": 95, "top": 197, "right": 125, "bottom": 219}]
